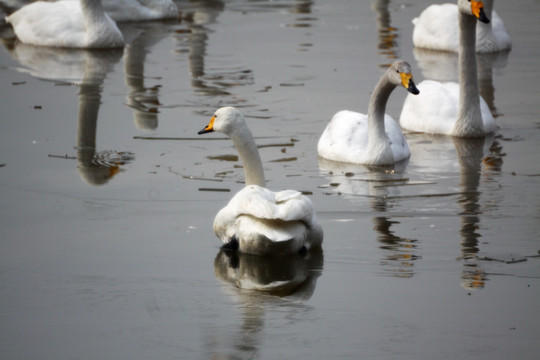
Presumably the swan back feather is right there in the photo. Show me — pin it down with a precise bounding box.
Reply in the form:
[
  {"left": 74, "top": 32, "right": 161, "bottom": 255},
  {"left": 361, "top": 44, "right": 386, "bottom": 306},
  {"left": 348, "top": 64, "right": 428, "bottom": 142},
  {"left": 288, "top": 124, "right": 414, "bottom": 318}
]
[
  {"left": 412, "top": 0, "right": 511, "bottom": 53},
  {"left": 6, "top": 0, "right": 124, "bottom": 49}
]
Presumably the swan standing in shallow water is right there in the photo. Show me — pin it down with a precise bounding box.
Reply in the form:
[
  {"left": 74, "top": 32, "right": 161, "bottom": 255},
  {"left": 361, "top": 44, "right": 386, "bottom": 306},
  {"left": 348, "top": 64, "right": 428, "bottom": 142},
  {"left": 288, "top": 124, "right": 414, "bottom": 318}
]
[
  {"left": 5, "top": 0, "right": 124, "bottom": 49},
  {"left": 317, "top": 60, "right": 419, "bottom": 166},
  {"left": 400, "top": 0, "right": 497, "bottom": 137},
  {"left": 412, "top": 0, "right": 511, "bottom": 53},
  {"left": 198, "top": 107, "right": 323, "bottom": 256}
]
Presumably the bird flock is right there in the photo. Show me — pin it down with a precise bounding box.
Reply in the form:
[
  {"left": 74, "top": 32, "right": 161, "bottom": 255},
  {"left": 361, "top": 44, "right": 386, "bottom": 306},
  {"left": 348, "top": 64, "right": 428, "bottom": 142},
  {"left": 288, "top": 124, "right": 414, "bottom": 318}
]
[{"left": 4, "top": 0, "right": 511, "bottom": 256}]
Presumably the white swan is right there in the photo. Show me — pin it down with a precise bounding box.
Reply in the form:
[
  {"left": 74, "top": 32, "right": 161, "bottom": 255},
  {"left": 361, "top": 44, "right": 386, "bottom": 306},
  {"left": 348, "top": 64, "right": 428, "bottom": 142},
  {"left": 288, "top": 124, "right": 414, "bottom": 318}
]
[
  {"left": 400, "top": 0, "right": 497, "bottom": 137},
  {"left": 102, "top": 0, "right": 178, "bottom": 22},
  {"left": 5, "top": 0, "right": 124, "bottom": 49},
  {"left": 412, "top": 0, "right": 511, "bottom": 53},
  {"left": 198, "top": 107, "right": 323, "bottom": 256},
  {"left": 317, "top": 60, "right": 420, "bottom": 165}
]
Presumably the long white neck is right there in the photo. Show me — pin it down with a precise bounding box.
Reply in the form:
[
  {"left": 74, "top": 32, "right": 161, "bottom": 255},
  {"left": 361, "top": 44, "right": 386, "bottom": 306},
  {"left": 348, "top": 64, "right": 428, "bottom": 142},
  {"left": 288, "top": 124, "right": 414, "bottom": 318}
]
[
  {"left": 228, "top": 124, "right": 266, "bottom": 187},
  {"left": 455, "top": 11, "right": 485, "bottom": 137},
  {"left": 366, "top": 72, "right": 395, "bottom": 161}
]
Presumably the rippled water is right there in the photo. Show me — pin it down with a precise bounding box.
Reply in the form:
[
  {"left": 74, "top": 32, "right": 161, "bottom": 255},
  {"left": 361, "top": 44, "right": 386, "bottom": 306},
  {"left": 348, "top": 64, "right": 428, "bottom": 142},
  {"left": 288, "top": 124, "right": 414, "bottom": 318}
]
[{"left": 1, "top": 1, "right": 539, "bottom": 359}]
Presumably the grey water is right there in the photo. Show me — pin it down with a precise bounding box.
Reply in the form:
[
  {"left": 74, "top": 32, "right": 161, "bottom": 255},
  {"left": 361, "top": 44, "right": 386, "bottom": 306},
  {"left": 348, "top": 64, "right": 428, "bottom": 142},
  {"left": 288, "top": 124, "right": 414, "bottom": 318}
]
[{"left": 1, "top": 0, "right": 539, "bottom": 359}]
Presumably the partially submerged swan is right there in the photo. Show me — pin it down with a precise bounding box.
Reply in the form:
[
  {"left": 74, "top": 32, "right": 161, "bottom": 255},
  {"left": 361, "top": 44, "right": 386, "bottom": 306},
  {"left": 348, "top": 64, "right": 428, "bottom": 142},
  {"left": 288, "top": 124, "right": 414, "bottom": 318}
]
[
  {"left": 317, "top": 60, "right": 419, "bottom": 165},
  {"left": 198, "top": 107, "right": 323, "bottom": 255},
  {"left": 400, "top": 0, "right": 497, "bottom": 137}
]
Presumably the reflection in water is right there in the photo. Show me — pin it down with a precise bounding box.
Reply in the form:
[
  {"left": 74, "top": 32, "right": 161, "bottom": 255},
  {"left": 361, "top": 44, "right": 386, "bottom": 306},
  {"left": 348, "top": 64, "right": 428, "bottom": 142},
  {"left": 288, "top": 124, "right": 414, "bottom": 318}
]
[
  {"left": 4, "top": 43, "right": 134, "bottom": 185},
  {"left": 172, "top": 0, "right": 255, "bottom": 97},
  {"left": 413, "top": 48, "right": 510, "bottom": 116},
  {"left": 211, "top": 249, "right": 323, "bottom": 358},
  {"left": 121, "top": 23, "right": 173, "bottom": 131},
  {"left": 453, "top": 137, "right": 493, "bottom": 290},
  {"left": 319, "top": 158, "right": 419, "bottom": 278},
  {"left": 409, "top": 135, "right": 503, "bottom": 290},
  {"left": 372, "top": 0, "right": 399, "bottom": 66}
]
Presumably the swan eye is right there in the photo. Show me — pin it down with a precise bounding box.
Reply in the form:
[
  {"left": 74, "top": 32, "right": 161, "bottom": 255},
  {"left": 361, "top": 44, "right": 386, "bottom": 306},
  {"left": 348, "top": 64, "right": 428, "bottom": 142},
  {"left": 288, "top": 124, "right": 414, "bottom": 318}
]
[{"left": 396, "top": 70, "right": 400, "bottom": 73}]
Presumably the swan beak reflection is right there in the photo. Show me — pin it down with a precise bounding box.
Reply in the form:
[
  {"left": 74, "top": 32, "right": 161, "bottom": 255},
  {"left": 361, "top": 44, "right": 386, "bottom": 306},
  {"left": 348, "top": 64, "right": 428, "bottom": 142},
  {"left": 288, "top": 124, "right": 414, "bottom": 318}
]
[
  {"left": 401, "top": 73, "right": 420, "bottom": 95},
  {"left": 198, "top": 115, "right": 216, "bottom": 134},
  {"left": 471, "top": 1, "right": 490, "bottom": 24}
]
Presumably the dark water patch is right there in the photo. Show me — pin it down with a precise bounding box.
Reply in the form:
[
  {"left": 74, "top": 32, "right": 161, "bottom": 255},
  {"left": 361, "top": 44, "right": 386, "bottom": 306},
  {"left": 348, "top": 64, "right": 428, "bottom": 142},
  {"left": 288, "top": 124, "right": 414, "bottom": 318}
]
[
  {"left": 207, "top": 154, "right": 239, "bottom": 162},
  {"left": 199, "top": 188, "right": 231, "bottom": 192}
]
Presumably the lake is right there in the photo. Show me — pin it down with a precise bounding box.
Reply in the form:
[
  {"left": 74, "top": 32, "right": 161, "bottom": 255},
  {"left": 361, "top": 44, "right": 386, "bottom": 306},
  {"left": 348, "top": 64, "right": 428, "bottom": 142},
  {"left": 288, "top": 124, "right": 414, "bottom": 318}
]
[{"left": 1, "top": 0, "right": 539, "bottom": 359}]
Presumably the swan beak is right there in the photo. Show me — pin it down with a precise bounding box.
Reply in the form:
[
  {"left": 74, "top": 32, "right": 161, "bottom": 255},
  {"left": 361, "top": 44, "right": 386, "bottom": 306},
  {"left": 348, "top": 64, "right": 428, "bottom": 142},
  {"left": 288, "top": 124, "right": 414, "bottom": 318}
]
[
  {"left": 401, "top": 73, "right": 420, "bottom": 95},
  {"left": 471, "top": 1, "right": 490, "bottom": 24},
  {"left": 198, "top": 115, "right": 216, "bottom": 134}
]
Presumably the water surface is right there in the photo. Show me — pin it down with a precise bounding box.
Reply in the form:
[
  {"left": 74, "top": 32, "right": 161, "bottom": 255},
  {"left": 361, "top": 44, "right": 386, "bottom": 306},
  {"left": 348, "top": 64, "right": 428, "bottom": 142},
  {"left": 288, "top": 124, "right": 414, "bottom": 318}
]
[{"left": 1, "top": 1, "right": 539, "bottom": 359}]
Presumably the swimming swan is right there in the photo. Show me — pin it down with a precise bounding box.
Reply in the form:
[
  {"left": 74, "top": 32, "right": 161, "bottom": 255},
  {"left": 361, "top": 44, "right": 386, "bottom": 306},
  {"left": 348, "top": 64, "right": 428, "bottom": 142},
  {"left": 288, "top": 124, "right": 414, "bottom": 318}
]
[
  {"left": 102, "top": 0, "right": 178, "bottom": 22},
  {"left": 412, "top": 0, "right": 511, "bottom": 53},
  {"left": 317, "top": 60, "right": 420, "bottom": 165},
  {"left": 400, "top": 0, "right": 497, "bottom": 137},
  {"left": 198, "top": 107, "right": 323, "bottom": 255},
  {"left": 5, "top": 0, "right": 124, "bottom": 49}
]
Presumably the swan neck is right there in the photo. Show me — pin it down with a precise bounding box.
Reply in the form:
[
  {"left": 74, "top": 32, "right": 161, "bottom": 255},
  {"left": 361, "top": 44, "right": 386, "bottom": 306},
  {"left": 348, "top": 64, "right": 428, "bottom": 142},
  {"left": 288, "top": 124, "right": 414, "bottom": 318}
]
[
  {"left": 456, "top": 11, "right": 484, "bottom": 136},
  {"left": 367, "top": 73, "right": 395, "bottom": 142},
  {"left": 229, "top": 125, "right": 266, "bottom": 187},
  {"left": 80, "top": 0, "right": 105, "bottom": 22}
]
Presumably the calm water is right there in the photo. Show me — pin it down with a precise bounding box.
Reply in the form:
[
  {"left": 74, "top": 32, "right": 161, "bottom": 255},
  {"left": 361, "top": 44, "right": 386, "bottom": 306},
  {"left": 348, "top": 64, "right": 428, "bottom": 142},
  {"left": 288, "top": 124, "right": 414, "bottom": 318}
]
[{"left": 1, "top": 1, "right": 539, "bottom": 359}]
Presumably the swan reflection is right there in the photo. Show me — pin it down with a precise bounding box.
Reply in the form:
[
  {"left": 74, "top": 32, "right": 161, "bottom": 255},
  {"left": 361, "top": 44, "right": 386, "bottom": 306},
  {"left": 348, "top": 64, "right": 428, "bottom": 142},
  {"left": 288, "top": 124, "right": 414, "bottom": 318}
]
[
  {"left": 211, "top": 249, "right": 323, "bottom": 359},
  {"left": 319, "top": 158, "right": 419, "bottom": 278},
  {"left": 372, "top": 0, "right": 399, "bottom": 66},
  {"left": 214, "top": 248, "right": 323, "bottom": 298},
  {"left": 408, "top": 134, "right": 504, "bottom": 290},
  {"left": 4, "top": 43, "right": 134, "bottom": 185},
  {"left": 120, "top": 22, "right": 174, "bottom": 130}
]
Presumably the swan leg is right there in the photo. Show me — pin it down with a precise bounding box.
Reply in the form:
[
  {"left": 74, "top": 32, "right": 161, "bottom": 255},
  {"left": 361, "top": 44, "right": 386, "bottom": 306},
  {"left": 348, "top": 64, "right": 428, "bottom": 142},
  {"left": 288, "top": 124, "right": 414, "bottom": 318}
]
[{"left": 222, "top": 235, "right": 239, "bottom": 251}]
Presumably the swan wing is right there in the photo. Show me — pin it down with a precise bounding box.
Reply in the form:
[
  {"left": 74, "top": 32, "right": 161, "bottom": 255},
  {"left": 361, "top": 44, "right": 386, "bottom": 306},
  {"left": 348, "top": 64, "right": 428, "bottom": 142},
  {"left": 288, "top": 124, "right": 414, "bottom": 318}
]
[
  {"left": 7, "top": 2, "right": 86, "bottom": 47},
  {"left": 384, "top": 114, "right": 410, "bottom": 163},
  {"left": 318, "top": 110, "right": 369, "bottom": 163},
  {"left": 225, "top": 185, "right": 315, "bottom": 223},
  {"left": 412, "top": 4, "right": 460, "bottom": 52},
  {"left": 400, "top": 80, "right": 460, "bottom": 135}
]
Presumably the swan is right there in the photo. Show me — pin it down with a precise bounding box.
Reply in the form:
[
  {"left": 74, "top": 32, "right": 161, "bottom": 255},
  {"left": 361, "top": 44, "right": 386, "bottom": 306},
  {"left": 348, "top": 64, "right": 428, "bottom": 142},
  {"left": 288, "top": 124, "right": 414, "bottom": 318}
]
[
  {"left": 102, "top": 0, "right": 178, "bottom": 22},
  {"left": 5, "top": 0, "right": 124, "bottom": 49},
  {"left": 198, "top": 107, "right": 323, "bottom": 256},
  {"left": 412, "top": 0, "right": 511, "bottom": 53},
  {"left": 317, "top": 60, "right": 420, "bottom": 165},
  {"left": 400, "top": 0, "right": 497, "bottom": 137}
]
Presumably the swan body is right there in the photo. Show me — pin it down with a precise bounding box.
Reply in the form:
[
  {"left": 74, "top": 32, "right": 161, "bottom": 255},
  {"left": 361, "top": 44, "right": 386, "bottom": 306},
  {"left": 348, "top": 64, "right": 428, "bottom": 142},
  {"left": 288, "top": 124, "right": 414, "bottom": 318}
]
[
  {"left": 400, "top": 0, "right": 496, "bottom": 137},
  {"left": 198, "top": 107, "right": 323, "bottom": 255},
  {"left": 102, "top": 0, "right": 178, "bottom": 22},
  {"left": 412, "top": 0, "right": 511, "bottom": 53},
  {"left": 317, "top": 60, "right": 420, "bottom": 165},
  {"left": 5, "top": 0, "right": 124, "bottom": 49}
]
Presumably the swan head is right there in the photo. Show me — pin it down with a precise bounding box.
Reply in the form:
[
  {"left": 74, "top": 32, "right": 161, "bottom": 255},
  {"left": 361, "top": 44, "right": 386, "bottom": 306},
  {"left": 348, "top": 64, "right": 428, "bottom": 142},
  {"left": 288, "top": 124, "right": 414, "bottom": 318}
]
[
  {"left": 390, "top": 60, "right": 420, "bottom": 95},
  {"left": 198, "top": 106, "right": 244, "bottom": 136},
  {"left": 458, "top": 0, "right": 490, "bottom": 24}
]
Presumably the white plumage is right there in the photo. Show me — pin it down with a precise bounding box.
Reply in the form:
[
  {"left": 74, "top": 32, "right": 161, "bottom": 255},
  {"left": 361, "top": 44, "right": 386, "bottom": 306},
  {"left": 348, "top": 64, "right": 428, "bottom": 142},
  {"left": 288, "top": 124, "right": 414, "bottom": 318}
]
[
  {"left": 412, "top": 0, "right": 511, "bottom": 53},
  {"left": 400, "top": 0, "right": 497, "bottom": 137},
  {"left": 198, "top": 107, "right": 323, "bottom": 255},
  {"left": 317, "top": 60, "right": 419, "bottom": 165},
  {"left": 6, "top": 0, "right": 124, "bottom": 49}
]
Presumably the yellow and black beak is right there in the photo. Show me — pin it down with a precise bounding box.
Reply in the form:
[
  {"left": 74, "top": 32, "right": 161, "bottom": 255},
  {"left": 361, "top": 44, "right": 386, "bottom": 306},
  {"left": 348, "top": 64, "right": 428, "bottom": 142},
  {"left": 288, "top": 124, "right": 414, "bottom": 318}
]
[
  {"left": 198, "top": 115, "right": 216, "bottom": 134},
  {"left": 400, "top": 72, "right": 420, "bottom": 95},
  {"left": 471, "top": 0, "right": 490, "bottom": 24}
]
